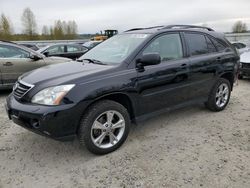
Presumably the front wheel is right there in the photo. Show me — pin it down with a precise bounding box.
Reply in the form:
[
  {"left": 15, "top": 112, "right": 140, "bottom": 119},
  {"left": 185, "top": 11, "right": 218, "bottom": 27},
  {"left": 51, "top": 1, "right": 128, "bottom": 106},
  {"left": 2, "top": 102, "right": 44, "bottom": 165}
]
[
  {"left": 78, "top": 100, "right": 130, "bottom": 155},
  {"left": 206, "top": 78, "right": 231, "bottom": 112}
]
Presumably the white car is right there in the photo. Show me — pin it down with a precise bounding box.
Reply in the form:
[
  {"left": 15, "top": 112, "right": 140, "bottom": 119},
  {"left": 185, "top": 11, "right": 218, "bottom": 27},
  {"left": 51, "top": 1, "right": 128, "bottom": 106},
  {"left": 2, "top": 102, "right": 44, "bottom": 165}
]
[
  {"left": 232, "top": 42, "right": 249, "bottom": 55},
  {"left": 239, "top": 50, "right": 250, "bottom": 79}
]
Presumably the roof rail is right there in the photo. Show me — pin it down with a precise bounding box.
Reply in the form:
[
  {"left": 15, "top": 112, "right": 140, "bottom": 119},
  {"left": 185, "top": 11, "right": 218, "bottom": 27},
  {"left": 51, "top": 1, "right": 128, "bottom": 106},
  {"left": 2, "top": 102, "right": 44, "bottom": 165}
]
[
  {"left": 160, "top": 25, "right": 214, "bottom": 31},
  {"left": 125, "top": 25, "right": 164, "bottom": 32}
]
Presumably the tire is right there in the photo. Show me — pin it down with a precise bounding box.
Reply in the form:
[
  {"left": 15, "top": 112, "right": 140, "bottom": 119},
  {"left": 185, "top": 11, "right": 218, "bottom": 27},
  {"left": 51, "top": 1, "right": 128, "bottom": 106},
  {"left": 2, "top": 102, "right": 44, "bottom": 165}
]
[
  {"left": 78, "top": 100, "right": 130, "bottom": 155},
  {"left": 206, "top": 78, "right": 231, "bottom": 112}
]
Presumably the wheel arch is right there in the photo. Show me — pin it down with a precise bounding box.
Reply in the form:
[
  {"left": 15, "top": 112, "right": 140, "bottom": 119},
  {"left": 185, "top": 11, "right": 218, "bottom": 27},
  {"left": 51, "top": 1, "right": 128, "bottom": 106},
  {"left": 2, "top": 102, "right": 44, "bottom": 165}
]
[
  {"left": 83, "top": 92, "right": 136, "bottom": 121},
  {"left": 219, "top": 71, "right": 234, "bottom": 90}
]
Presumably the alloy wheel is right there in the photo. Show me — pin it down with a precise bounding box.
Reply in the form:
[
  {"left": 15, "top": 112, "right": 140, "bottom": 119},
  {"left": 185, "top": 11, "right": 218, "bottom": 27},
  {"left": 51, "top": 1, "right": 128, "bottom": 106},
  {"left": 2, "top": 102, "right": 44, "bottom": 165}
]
[
  {"left": 91, "top": 110, "right": 125, "bottom": 149},
  {"left": 215, "top": 83, "right": 229, "bottom": 108}
]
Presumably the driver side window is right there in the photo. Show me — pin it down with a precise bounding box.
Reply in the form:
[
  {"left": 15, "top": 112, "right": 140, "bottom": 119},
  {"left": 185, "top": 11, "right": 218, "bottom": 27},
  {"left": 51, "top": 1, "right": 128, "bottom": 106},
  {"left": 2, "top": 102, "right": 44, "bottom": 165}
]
[
  {"left": 0, "top": 45, "right": 30, "bottom": 58},
  {"left": 143, "top": 33, "right": 183, "bottom": 61}
]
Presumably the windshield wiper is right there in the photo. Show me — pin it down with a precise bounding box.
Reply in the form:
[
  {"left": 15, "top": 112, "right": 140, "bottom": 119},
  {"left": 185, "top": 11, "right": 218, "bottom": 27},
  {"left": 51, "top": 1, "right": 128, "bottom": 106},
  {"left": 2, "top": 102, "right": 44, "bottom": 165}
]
[{"left": 81, "top": 58, "right": 107, "bottom": 65}]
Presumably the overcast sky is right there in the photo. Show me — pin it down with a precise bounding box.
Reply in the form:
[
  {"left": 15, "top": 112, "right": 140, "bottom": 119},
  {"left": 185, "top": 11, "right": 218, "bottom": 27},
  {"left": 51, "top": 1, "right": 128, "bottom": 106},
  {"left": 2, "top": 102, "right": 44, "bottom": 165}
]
[{"left": 0, "top": 0, "right": 250, "bottom": 34}]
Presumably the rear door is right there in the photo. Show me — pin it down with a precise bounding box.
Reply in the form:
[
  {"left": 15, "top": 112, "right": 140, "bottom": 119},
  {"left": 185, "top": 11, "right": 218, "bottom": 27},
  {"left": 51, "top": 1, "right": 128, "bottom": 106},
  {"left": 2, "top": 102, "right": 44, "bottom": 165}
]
[
  {"left": 135, "top": 32, "right": 191, "bottom": 116},
  {"left": 44, "top": 44, "right": 66, "bottom": 58},
  {"left": 183, "top": 32, "right": 222, "bottom": 100},
  {"left": 66, "top": 44, "right": 87, "bottom": 59},
  {"left": 0, "top": 44, "right": 45, "bottom": 85}
]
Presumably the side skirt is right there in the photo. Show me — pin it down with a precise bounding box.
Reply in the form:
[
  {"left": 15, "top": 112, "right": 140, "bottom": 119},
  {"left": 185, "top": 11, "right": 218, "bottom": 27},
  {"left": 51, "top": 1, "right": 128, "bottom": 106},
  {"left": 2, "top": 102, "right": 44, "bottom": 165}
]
[{"left": 133, "top": 97, "right": 207, "bottom": 124}]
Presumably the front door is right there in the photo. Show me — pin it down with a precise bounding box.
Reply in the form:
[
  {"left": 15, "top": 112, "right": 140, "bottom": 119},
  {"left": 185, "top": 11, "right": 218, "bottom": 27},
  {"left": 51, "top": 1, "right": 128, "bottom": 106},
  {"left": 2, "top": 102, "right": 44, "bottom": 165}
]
[{"left": 135, "top": 33, "right": 191, "bottom": 116}]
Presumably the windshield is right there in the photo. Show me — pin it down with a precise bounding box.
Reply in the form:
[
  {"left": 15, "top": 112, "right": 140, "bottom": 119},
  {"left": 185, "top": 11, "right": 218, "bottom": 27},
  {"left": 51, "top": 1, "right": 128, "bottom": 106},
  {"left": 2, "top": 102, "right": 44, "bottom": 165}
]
[
  {"left": 79, "top": 33, "right": 150, "bottom": 64},
  {"left": 83, "top": 41, "right": 100, "bottom": 48}
]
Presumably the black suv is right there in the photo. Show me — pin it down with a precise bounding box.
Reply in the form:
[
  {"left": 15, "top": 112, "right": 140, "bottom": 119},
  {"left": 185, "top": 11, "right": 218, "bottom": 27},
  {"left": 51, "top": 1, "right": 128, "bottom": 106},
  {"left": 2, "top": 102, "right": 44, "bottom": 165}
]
[{"left": 6, "top": 25, "right": 239, "bottom": 154}]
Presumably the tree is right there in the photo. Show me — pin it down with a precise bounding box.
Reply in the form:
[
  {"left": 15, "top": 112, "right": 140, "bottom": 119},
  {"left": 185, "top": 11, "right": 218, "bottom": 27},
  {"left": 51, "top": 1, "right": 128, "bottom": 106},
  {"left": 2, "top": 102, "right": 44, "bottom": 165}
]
[
  {"left": 0, "top": 14, "right": 13, "bottom": 40},
  {"left": 53, "top": 20, "right": 64, "bottom": 39},
  {"left": 67, "top": 20, "right": 78, "bottom": 39},
  {"left": 41, "top": 25, "right": 49, "bottom": 35},
  {"left": 21, "top": 7, "right": 37, "bottom": 38},
  {"left": 232, "top": 21, "right": 248, "bottom": 33},
  {"left": 62, "top": 21, "right": 68, "bottom": 35},
  {"left": 52, "top": 20, "right": 78, "bottom": 39}
]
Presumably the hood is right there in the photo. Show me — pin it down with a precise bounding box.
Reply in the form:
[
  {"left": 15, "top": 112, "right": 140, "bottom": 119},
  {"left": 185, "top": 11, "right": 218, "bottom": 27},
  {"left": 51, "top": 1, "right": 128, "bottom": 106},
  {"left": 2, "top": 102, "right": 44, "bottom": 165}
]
[
  {"left": 240, "top": 51, "right": 250, "bottom": 63},
  {"left": 20, "top": 61, "right": 114, "bottom": 85}
]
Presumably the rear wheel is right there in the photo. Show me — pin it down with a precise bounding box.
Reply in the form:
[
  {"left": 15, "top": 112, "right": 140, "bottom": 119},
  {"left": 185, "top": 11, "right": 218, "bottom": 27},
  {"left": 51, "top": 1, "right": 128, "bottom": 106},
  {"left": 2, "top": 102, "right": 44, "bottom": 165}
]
[
  {"left": 206, "top": 78, "right": 231, "bottom": 112},
  {"left": 78, "top": 100, "right": 130, "bottom": 155}
]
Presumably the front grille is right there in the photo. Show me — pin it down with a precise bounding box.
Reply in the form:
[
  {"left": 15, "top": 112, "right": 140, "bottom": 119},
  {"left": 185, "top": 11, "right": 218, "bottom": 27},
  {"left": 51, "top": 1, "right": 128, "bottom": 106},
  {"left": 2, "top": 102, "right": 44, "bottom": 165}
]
[
  {"left": 242, "top": 63, "right": 250, "bottom": 69},
  {"left": 13, "top": 80, "right": 34, "bottom": 99}
]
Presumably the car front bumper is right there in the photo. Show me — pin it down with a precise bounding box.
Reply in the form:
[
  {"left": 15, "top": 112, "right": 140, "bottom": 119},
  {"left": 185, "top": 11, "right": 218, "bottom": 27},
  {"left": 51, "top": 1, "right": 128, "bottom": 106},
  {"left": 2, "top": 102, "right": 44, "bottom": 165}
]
[
  {"left": 239, "top": 62, "right": 250, "bottom": 76},
  {"left": 239, "top": 68, "right": 250, "bottom": 76},
  {"left": 5, "top": 94, "right": 86, "bottom": 141}
]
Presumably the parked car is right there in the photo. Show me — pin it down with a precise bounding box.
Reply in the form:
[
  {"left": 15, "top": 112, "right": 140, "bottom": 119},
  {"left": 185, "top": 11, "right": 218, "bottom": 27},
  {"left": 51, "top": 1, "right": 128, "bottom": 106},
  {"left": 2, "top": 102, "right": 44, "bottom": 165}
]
[
  {"left": 239, "top": 50, "right": 250, "bottom": 79},
  {"left": 37, "top": 43, "right": 89, "bottom": 60},
  {"left": 19, "top": 43, "right": 39, "bottom": 51},
  {"left": 6, "top": 25, "right": 239, "bottom": 154},
  {"left": 0, "top": 41, "right": 71, "bottom": 89},
  {"left": 232, "top": 42, "right": 249, "bottom": 55},
  {"left": 82, "top": 41, "right": 102, "bottom": 49}
]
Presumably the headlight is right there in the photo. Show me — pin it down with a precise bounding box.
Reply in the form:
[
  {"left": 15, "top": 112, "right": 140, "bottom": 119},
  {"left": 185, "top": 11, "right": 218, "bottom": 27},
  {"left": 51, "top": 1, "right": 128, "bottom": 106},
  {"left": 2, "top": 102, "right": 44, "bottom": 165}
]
[
  {"left": 239, "top": 62, "right": 242, "bottom": 68},
  {"left": 31, "top": 85, "right": 75, "bottom": 105}
]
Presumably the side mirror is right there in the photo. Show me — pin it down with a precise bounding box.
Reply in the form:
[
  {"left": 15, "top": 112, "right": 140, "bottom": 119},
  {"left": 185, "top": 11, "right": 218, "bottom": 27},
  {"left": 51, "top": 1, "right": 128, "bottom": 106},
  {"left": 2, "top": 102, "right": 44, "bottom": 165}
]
[
  {"left": 137, "top": 53, "right": 161, "bottom": 67},
  {"left": 43, "top": 52, "right": 49, "bottom": 57},
  {"left": 30, "top": 54, "right": 41, "bottom": 61}
]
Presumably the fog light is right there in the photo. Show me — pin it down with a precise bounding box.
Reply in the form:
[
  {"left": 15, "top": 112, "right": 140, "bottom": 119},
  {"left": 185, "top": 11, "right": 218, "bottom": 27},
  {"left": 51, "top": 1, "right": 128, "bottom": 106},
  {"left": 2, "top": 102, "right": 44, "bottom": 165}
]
[
  {"left": 30, "top": 119, "right": 40, "bottom": 129},
  {"left": 43, "top": 131, "right": 51, "bottom": 136}
]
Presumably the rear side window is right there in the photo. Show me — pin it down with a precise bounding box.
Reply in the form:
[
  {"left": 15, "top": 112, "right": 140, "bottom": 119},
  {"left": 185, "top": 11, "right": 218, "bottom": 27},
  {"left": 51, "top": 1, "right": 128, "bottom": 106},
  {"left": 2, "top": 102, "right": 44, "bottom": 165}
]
[
  {"left": 67, "top": 45, "right": 81, "bottom": 52},
  {"left": 185, "top": 33, "right": 209, "bottom": 56},
  {"left": 209, "top": 37, "right": 227, "bottom": 52},
  {"left": 46, "top": 45, "right": 65, "bottom": 54},
  {"left": 143, "top": 33, "right": 183, "bottom": 61},
  {"left": 205, "top": 36, "right": 217, "bottom": 53}
]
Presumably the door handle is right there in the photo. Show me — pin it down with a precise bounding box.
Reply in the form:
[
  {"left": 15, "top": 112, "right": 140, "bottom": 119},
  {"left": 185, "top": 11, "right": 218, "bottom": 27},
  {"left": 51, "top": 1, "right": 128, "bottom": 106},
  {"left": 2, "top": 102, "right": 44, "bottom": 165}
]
[
  {"left": 181, "top": 63, "right": 187, "bottom": 67},
  {"left": 3, "top": 62, "right": 13, "bottom": 66}
]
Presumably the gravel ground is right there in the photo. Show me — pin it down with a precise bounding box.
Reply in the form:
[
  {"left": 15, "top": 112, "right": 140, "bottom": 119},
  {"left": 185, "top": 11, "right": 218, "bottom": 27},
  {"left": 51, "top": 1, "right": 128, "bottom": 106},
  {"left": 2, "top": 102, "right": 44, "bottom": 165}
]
[{"left": 0, "top": 80, "right": 250, "bottom": 188}]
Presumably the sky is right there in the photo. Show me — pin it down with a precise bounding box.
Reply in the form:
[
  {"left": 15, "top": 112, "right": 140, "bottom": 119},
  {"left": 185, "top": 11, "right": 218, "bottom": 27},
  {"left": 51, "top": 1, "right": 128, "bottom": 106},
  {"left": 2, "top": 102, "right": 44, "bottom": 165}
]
[{"left": 0, "top": 0, "right": 250, "bottom": 34}]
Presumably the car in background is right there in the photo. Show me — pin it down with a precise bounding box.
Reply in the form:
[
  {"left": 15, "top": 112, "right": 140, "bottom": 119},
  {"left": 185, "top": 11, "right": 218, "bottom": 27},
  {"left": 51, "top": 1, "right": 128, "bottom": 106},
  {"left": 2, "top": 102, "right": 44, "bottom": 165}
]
[
  {"left": 19, "top": 43, "right": 39, "bottom": 51},
  {"left": 37, "top": 43, "right": 88, "bottom": 60},
  {"left": 82, "top": 41, "right": 102, "bottom": 50},
  {"left": 0, "top": 41, "right": 71, "bottom": 89},
  {"left": 232, "top": 42, "right": 249, "bottom": 55},
  {"left": 239, "top": 50, "right": 250, "bottom": 79}
]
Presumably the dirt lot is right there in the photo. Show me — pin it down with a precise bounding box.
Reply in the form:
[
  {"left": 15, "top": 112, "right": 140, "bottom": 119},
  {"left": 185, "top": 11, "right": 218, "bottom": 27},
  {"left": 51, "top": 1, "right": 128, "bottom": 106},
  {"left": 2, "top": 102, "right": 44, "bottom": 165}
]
[{"left": 0, "top": 80, "right": 250, "bottom": 188}]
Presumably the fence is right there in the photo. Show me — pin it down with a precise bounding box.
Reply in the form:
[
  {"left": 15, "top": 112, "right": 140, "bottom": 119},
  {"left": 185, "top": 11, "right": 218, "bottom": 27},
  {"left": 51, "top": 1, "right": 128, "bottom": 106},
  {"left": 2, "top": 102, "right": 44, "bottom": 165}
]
[
  {"left": 13, "top": 33, "right": 250, "bottom": 47},
  {"left": 14, "top": 39, "right": 89, "bottom": 48}
]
